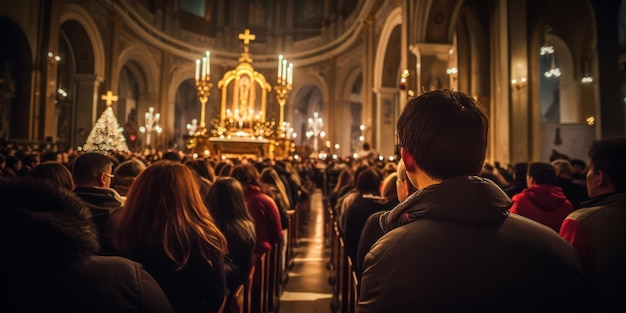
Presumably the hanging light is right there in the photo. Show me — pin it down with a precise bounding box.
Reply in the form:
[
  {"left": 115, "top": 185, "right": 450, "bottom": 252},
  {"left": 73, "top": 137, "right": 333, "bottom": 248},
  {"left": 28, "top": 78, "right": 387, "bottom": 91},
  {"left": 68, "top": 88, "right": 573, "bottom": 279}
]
[
  {"left": 544, "top": 53, "right": 561, "bottom": 78},
  {"left": 540, "top": 25, "right": 554, "bottom": 56},
  {"left": 581, "top": 60, "right": 593, "bottom": 84}
]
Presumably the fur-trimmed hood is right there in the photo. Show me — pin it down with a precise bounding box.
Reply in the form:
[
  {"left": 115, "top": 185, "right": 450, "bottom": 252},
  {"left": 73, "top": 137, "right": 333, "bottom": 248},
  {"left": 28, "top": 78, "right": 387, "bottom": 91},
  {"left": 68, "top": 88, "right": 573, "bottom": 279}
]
[{"left": 1, "top": 179, "right": 100, "bottom": 269}]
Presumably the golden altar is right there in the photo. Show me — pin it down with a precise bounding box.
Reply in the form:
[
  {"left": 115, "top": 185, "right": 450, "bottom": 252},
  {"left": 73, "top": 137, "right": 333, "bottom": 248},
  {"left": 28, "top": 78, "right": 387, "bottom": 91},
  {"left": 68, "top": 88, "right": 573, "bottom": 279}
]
[{"left": 186, "top": 29, "right": 294, "bottom": 159}]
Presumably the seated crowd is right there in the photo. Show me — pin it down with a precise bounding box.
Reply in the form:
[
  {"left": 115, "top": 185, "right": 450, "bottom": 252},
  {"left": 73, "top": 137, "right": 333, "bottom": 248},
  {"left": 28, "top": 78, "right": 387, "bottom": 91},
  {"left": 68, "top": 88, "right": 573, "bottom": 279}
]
[
  {"left": 0, "top": 147, "right": 315, "bottom": 313},
  {"left": 2, "top": 88, "right": 626, "bottom": 312}
]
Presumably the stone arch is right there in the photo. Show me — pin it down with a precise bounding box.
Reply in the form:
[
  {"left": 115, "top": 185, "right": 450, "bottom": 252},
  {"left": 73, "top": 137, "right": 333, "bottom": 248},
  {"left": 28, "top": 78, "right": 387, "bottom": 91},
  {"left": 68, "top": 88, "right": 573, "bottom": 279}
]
[
  {"left": 116, "top": 45, "right": 161, "bottom": 149},
  {"left": 374, "top": 7, "right": 403, "bottom": 156},
  {"left": 59, "top": 3, "right": 105, "bottom": 81},
  {"left": 289, "top": 70, "right": 328, "bottom": 148},
  {"left": 116, "top": 45, "right": 159, "bottom": 97},
  {"left": 293, "top": 84, "right": 322, "bottom": 149},
  {"left": 58, "top": 3, "right": 106, "bottom": 147},
  {"left": 341, "top": 68, "right": 364, "bottom": 155},
  {"left": 167, "top": 61, "right": 200, "bottom": 149},
  {"left": 374, "top": 7, "right": 402, "bottom": 90}
]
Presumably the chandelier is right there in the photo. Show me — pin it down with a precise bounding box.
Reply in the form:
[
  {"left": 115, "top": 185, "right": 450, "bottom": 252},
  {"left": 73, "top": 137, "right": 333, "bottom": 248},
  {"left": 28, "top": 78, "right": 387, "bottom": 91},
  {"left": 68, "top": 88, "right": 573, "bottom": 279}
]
[
  {"left": 544, "top": 53, "right": 561, "bottom": 78},
  {"left": 541, "top": 25, "right": 560, "bottom": 79}
]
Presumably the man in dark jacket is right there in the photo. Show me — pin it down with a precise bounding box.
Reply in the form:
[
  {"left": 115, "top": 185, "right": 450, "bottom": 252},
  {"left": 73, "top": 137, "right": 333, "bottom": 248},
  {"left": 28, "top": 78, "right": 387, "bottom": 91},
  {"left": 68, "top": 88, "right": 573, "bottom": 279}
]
[
  {"left": 560, "top": 138, "right": 626, "bottom": 312},
  {"left": 358, "top": 90, "right": 589, "bottom": 312},
  {"left": 0, "top": 178, "right": 173, "bottom": 313},
  {"left": 71, "top": 152, "right": 123, "bottom": 255}
]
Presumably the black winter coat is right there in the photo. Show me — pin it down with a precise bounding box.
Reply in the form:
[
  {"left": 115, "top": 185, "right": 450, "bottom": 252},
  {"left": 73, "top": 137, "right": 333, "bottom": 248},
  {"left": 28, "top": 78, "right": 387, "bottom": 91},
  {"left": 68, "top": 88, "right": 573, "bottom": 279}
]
[{"left": 2, "top": 181, "right": 173, "bottom": 313}]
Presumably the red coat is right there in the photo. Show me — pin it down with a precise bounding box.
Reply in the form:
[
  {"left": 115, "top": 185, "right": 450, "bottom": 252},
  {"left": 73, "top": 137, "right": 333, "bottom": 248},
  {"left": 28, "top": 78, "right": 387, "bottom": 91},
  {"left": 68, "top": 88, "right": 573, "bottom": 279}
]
[
  {"left": 510, "top": 184, "right": 573, "bottom": 232},
  {"left": 243, "top": 185, "right": 283, "bottom": 255}
]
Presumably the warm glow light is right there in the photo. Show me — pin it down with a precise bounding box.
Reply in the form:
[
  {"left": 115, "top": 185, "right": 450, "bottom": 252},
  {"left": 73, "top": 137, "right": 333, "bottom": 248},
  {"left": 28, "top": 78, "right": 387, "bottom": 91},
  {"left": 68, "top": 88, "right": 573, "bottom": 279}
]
[{"left": 586, "top": 116, "right": 595, "bottom": 126}]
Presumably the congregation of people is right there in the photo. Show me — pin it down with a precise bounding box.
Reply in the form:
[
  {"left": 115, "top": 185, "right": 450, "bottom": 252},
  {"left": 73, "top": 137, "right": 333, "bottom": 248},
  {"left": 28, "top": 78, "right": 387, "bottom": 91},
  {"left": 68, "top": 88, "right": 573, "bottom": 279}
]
[
  {"left": 2, "top": 90, "right": 626, "bottom": 313},
  {"left": 0, "top": 146, "right": 316, "bottom": 313}
]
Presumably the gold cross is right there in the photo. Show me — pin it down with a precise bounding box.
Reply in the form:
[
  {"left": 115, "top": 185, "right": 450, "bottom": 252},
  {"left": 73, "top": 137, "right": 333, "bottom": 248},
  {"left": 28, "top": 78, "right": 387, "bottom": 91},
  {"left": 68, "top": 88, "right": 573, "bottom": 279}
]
[
  {"left": 101, "top": 90, "right": 119, "bottom": 106},
  {"left": 238, "top": 29, "right": 256, "bottom": 45}
]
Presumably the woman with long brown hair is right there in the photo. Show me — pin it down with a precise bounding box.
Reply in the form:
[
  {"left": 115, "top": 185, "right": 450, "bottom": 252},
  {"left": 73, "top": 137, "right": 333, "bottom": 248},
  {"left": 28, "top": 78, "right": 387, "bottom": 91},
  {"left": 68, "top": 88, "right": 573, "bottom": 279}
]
[
  {"left": 113, "top": 160, "right": 228, "bottom": 313},
  {"left": 206, "top": 177, "right": 256, "bottom": 303}
]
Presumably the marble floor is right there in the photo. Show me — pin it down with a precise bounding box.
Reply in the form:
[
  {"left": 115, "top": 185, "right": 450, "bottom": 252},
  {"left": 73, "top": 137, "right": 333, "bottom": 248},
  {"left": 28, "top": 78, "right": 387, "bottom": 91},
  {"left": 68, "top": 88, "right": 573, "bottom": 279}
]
[{"left": 278, "top": 190, "right": 333, "bottom": 313}]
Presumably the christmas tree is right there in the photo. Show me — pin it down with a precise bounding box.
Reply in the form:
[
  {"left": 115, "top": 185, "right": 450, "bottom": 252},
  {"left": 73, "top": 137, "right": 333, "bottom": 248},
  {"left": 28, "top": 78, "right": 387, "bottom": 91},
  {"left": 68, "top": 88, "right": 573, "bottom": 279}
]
[{"left": 83, "top": 91, "right": 129, "bottom": 154}]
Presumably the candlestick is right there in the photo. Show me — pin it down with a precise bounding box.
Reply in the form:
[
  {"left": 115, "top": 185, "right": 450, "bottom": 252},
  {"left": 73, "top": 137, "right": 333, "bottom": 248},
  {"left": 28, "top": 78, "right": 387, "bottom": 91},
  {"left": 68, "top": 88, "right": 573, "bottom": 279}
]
[
  {"left": 195, "top": 51, "right": 212, "bottom": 133},
  {"left": 288, "top": 63, "right": 293, "bottom": 85}
]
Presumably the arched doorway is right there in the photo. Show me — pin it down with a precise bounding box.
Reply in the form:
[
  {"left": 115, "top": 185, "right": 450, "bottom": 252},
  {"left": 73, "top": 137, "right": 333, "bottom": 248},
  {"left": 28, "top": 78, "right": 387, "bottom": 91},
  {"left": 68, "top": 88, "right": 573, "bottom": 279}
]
[
  {"left": 293, "top": 85, "right": 324, "bottom": 152},
  {"left": 0, "top": 17, "right": 32, "bottom": 142}
]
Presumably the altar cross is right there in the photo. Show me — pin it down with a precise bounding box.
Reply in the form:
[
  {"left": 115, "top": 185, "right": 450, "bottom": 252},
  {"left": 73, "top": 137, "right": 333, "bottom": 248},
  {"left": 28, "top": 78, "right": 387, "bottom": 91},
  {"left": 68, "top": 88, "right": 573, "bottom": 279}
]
[
  {"left": 101, "top": 90, "right": 119, "bottom": 106},
  {"left": 238, "top": 29, "right": 256, "bottom": 45}
]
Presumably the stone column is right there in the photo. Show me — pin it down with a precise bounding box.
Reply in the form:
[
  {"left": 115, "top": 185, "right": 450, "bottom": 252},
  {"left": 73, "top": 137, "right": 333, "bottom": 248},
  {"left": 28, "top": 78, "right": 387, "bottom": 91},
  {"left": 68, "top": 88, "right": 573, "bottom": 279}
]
[
  {"left": 374, "top": 87, "right": 399, "bottom": 158},
  {"left": 508, "top": 0, "right": 530, "bottom": 163},
  {"left": 73, "top": 73, "right": 101, "bottom": 148}
]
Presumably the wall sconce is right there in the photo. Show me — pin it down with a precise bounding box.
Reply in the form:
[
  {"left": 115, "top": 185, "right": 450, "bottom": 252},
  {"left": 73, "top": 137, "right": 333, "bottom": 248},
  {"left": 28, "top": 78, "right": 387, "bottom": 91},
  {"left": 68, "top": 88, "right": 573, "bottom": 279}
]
[
  {"left": 511, "top": 77, "right": 527, "bottom": 91},
  {"left": 586, "top": 116, "right": 595, "bottom": 126},
  {"left": 47, "top": 52, "right": 61, "bottom": 64},
  {"left": 399, "top": 69, "right": 409, "bottom": 90}
]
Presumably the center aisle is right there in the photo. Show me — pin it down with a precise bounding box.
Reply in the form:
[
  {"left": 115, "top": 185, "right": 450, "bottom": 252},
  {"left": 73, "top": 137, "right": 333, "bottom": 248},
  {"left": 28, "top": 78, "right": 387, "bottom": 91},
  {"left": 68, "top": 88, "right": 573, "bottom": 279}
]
[{"left": 279, "top": 189, "right": 332, "bottom": 313}]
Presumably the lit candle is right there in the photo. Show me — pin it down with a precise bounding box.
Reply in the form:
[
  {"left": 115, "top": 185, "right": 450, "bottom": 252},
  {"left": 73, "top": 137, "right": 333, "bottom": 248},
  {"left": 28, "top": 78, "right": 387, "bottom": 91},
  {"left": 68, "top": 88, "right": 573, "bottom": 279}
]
[
  {"left": 282, "top": 59, "right": 287, "bottom": 84},
  {"left": 201, "top": 57, "right": 207, "bottom": 80},
  {"left": 195, "top": 59, "right": 200, "bottom": 81},
  {"left": 287, "top": 63, "right": 293, "bottom": 85},
  {"left": 205, "top": 51, "right": 210, "bottom": 76},
  {"left": 278, "top": 55, "right": 283, "bottom": 80}
]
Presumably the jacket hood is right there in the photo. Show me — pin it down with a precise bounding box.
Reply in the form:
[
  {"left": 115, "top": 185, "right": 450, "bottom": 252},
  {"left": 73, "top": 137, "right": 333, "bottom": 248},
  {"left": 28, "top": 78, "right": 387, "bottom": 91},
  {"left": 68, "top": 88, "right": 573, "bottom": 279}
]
[
  {"left": 517, "top": 184, "right": 568, "bottom": 212},
  {"left": 380, "top": 176, "right": 512, "bottom": 233},
  {"left": 2, "top": 180, "right": 100, "bottom": 269}
]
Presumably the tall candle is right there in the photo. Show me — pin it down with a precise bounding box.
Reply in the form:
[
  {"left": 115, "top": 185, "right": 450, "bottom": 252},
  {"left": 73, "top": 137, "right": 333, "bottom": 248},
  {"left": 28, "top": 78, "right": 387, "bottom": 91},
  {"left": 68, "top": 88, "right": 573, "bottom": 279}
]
[
  {"left": 201, "top": 57, "right": 207, "bottom": 80},
  {"left": 278, "top": 55, "right": 283, "bottom": 80},
  {"left": 282, "top": 59, "right": 287, "bottom": 84},
  {"left": 195, "top": 59, "right": 200, "bottom": 81},
  {"left": 205, "top": 51, "right": 210, "bottom": 76},
  {"left": 288, "top": 63, "right": 293, "bottom": 85}
]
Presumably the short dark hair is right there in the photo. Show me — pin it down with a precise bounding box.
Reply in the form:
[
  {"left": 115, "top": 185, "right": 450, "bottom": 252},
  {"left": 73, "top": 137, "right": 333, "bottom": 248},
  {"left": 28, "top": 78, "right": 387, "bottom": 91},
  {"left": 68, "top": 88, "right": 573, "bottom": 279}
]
[
  {"left": 588, "top": 138, "right": 626, "bottom": 192},
  {"left": 356, "top": 167, "right": 382, "bottom": 194},
  {"left": 570, "top": 158, "right": 586, "bottom": 168},
  {"left": 71, "top": 153, "right": 112, "bottom": 186},
  {"left": 397, "top": 89, "right": 488, "bottom": 179},
  {"left": 528, "top": 162, "right": 556, "bottom": 185}
]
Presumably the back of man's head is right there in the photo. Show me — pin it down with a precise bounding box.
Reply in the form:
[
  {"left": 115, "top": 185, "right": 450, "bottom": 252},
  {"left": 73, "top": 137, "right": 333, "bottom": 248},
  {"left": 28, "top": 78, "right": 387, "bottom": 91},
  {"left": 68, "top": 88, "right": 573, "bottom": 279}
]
[
  {"left": 356, "top": 167, "right": 382, "bottom": 195},
  {"left": 551, "top": 159, "right": 572, "bottom": 178},
  {"left": 397, "top": 89, "right": 488, "bottom": 180},
  {"left": 71, "top": 153, "right": 112, "bottom": 187},
  {"left": 588, "top": 138, "right": 626, "bottom": 193},
  {"left": 528, "top": 162, "right": 556, "bottom": 185}
]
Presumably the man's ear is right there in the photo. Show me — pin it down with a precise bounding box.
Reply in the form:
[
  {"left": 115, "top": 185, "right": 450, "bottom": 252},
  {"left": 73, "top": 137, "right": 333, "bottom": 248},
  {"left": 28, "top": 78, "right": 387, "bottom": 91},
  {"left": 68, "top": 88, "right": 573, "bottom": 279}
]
[
  {"left": 401, "top": 148, "right": 416, "bottom": 173},
  {"left": 97, "top": 172, "right": 106, "bottom": 187},
  {"left": 598, "top": 171, "right": 613, "bottom": 190}
]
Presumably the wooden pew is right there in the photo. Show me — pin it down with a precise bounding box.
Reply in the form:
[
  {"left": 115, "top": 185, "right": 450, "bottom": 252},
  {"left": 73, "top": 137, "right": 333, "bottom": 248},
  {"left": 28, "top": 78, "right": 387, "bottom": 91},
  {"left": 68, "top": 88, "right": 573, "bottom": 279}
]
[
  {"left": 251, "top": 253, "right": 267, "bottom": 313},
  {"left": 243, "top": 264, "right": 256, "bottom": 313}
]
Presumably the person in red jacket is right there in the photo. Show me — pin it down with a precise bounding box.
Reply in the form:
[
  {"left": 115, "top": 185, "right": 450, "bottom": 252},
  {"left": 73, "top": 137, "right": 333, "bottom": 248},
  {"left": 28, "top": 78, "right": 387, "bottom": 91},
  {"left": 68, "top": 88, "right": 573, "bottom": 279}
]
[
  {"left": 560, "top": 138, "right": 626, "bottom": 312},
  {"left": 510, "top": 162, "right": 574, "bottom": 232}
]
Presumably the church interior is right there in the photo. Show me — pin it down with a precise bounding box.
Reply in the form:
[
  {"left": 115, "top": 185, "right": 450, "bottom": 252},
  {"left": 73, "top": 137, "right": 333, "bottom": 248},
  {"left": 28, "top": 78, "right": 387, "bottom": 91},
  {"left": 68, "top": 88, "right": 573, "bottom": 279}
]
[{"left": 1, "top": 0, "right": 625, "bottom": 164}]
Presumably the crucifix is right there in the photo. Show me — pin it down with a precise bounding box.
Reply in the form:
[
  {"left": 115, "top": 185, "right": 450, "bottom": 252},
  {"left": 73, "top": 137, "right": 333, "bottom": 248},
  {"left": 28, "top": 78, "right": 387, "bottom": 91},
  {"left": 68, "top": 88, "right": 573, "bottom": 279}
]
[
  {"left": 101, "top": 90, "right": 119, "bottom": 106},
  {"left": 237, "top": 29, "right": 256, "bottom": 63},
  {"left": 238, "top": 29, "right": 256, "bottom": 45}
]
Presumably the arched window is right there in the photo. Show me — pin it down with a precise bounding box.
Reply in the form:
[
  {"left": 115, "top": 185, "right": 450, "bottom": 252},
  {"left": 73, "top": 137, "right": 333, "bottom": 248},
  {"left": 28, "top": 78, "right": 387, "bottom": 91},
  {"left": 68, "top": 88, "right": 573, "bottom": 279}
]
[{"left": 180, "top": 0, "right": 205, "bottom": 18}]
